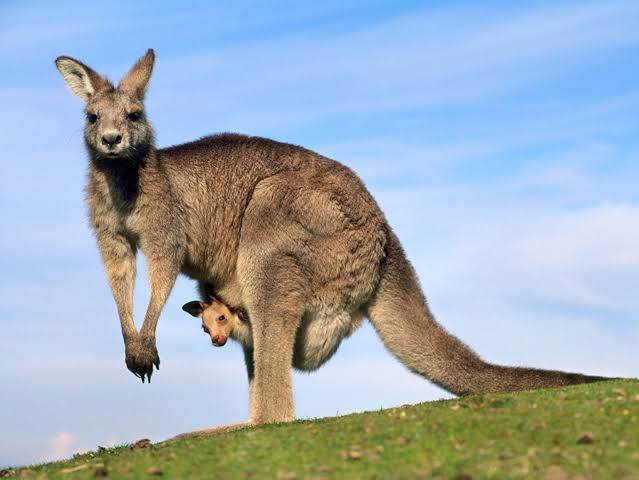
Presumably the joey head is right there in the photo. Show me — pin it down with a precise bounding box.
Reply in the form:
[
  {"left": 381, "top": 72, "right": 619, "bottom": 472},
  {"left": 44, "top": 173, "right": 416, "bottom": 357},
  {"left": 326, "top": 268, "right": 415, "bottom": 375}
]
[{"left": 183, "top": 297, "right": 245, "bottom": 347}]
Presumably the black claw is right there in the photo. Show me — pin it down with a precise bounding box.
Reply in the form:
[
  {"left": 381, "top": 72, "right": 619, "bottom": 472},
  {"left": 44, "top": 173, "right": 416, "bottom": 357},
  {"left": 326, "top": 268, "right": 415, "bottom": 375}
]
[{"left": 141, "top": 373, "right": 145, "bottom": 383}]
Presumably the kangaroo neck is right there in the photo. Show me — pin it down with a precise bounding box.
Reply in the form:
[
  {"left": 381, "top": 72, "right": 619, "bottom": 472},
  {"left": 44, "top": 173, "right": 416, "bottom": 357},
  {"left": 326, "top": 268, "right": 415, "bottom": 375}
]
[{"left": 91, "top": 144, "right": 155, "bottom": 205}]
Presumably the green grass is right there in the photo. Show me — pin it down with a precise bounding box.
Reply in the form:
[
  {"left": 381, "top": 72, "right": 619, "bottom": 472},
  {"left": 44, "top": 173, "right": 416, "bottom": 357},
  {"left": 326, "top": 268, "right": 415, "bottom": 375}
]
[{"left": 5, "top": 380, "right": 638, "bottom": 479}]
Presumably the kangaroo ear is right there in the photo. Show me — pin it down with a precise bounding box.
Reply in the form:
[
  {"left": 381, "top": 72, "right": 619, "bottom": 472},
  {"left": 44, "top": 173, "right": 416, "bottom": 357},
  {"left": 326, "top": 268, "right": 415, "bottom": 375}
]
[
  {"left": 182, "top": 301, "right": 205, "bottom": 317},
  {"left": 55, "top": 56, "right": 113, "bottom": 101},
  {"left": 119, "top": 49, "right": 155, "bottom": 100}
]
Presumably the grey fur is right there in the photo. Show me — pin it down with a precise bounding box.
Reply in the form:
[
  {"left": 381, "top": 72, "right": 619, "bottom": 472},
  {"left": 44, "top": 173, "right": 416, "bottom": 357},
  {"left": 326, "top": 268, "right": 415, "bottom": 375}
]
[{"left": 55, "top": 49, "right": 610, "bottom": 434}]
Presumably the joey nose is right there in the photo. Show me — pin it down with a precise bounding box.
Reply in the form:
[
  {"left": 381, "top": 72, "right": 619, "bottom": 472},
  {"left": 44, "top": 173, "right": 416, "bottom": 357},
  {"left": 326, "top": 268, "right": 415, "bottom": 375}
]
[
  {"left": 212, "top": 335, "right": 227, "bottom": 346},
  {"left": 101, "top": 133, "right": 122, "bottom": 146}
]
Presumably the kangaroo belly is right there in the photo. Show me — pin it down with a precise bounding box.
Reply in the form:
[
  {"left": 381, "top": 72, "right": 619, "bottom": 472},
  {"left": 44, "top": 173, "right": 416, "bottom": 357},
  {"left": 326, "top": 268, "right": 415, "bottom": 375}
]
[
  {"left": 225, "top": 308, "right": 365, "bottom": 372},
  {"left": 292, "top": 310, "right": 364, "bottom": 371}
]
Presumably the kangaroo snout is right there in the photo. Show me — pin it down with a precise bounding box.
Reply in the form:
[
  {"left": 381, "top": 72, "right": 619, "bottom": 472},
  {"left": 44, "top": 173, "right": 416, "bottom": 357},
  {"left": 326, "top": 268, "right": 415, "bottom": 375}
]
[
  {"left": 101, "top": 132, "right": 122, "bottom": 147},
  {"left": 212, "top": 334, "right": 227, "bottom": 346}
]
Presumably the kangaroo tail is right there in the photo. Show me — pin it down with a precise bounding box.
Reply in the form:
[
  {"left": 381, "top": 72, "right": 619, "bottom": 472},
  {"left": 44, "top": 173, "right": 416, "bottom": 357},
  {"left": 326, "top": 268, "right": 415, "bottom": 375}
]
[{"left": 366, "top": 228, "right": 609, "bottom": 396}]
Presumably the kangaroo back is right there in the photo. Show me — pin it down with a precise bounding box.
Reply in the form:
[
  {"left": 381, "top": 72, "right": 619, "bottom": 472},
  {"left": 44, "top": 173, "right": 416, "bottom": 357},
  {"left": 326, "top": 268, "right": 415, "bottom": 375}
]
[{"left": 366, "top": 228, "right": 608, "bottom": 396}]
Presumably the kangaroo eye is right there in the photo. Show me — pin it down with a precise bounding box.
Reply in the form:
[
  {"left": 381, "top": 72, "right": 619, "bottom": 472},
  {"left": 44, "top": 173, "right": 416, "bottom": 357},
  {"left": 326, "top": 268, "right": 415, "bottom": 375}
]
[
  {"left": 127, "top": 111, "right": 142, "bottom": 122},
  {"left": 87, "top": 113, "right": 98, "bottom": 124},
  {"left": 218, "top": 315, "right": 225, "bottom": 322}
]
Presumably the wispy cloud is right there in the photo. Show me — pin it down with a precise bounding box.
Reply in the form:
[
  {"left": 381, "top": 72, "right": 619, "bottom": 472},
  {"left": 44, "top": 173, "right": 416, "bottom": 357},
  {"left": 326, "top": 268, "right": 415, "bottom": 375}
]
[
  {"left": 150, "top": 1, "right": 639, "bottom": 133},
  {"left": 377, "top": 180, "right": 639, "bottom": 313},
  {"left": 45, "top": 432, "right": 83, "bottom": 462}
]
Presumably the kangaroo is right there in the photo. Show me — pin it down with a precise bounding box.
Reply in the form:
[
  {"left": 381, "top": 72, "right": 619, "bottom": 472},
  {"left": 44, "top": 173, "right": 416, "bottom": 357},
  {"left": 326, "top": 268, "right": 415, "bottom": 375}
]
[
  {"left": 183, "top": 296, "right": 251, "bottom": 347},
  {"left": 55, "top": 49, "right": 610, "bottom": 435}
]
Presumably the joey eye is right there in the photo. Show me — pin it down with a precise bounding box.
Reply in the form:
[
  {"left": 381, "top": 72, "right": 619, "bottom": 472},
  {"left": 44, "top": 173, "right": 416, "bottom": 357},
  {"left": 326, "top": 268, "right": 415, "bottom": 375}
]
[
  {"left": 87, "top": 114, "right": 98, "bottom": 124},
  {"left": 202, "top": 325, "right": 210, "bottom": 334},
  {"left": 127, "top": 111, "right": 142, "bottom": 122},
  {"left": 218, "top": 315, "right": 225, "bottom": 322}
]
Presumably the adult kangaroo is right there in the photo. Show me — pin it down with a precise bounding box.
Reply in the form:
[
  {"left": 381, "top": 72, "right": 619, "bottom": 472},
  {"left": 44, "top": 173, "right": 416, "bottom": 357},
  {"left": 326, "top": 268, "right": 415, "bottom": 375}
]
[{"left": 55, "top": 49, "right": 608, "bottom": 432}]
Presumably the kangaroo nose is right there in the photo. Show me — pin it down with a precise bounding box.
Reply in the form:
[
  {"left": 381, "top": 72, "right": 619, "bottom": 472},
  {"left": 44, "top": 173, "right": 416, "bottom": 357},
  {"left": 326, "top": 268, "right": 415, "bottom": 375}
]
[
  {"left": 101, "top": 133, "right": 122, "bottom": 146},
  {"left": 212, "top": 335, "right": 227, "bottom": 346}
]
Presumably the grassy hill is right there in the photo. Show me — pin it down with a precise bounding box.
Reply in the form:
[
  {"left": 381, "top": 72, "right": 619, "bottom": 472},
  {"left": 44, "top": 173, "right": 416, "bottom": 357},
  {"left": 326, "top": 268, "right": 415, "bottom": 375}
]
[{"left": 5, "top": 380, "right": 637, "bottom": 479}]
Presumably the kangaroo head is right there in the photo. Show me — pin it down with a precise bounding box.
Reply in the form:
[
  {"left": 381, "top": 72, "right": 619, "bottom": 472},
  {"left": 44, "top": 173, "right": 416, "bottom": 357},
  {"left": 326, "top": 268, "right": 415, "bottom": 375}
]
[
  {"left": 182, "top": 298, "right": 239, "bottom": 347},
  {"left": 55, "top": 49, "right": 155, "bottom": 160}
]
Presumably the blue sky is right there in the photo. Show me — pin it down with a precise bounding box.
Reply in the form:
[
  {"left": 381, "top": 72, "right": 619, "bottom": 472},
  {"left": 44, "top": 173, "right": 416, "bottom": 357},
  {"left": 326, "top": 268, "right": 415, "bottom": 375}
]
[{"left": 1, "top": 0, "right": 638, "bottom": 467}]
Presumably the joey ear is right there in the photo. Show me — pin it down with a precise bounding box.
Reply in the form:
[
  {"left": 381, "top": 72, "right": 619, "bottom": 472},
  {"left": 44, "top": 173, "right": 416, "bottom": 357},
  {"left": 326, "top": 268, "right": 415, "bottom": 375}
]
[
  {"left": 182, "top": 301, "right": 205, "bottom": 317},
  {"left": 118, "top": 49, "right": 155, "bottom": 100},
  {"left": 55, "top": 56, "right": 113, "bottom": 101}
]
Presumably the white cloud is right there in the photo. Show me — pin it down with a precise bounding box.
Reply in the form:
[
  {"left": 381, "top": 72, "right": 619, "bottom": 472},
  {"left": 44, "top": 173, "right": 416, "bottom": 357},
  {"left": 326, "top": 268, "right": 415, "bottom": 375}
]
[
  {"left": 377, "top": 177, "right": 639, "bottom": 312},
  {"left": 433, "top": 202, "right": 639, "bottom": 313},
  {"left": 510, "top": 204, "right": 639, "bottom": 271},
  {"left": 45, "top": 432, "right": 84, "bottom": 462}
]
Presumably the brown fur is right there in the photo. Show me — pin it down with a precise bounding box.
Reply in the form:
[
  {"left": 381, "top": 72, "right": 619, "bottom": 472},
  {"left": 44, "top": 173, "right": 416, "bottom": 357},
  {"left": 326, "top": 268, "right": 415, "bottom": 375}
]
[{"left": 55, "top": 49, "right": 611, "bottom": 435}]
